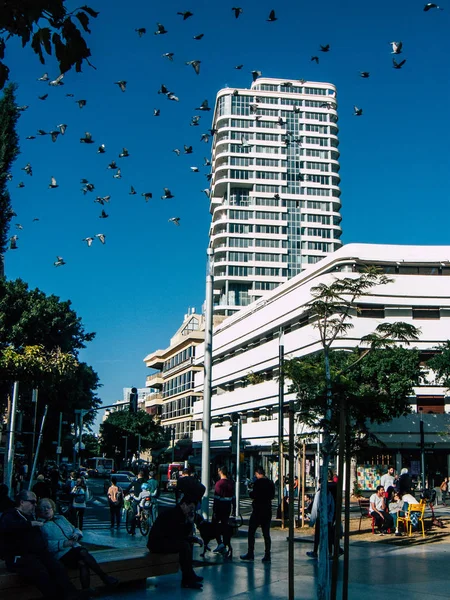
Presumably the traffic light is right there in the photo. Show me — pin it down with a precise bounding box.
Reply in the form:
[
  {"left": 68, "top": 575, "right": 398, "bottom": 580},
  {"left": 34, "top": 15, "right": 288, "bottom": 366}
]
[
  {"left": 229, "top": 422, "right": 237, "bottom": 449},
  {"left": 129, "top": 387, "right": 138, "bottom": 413}
]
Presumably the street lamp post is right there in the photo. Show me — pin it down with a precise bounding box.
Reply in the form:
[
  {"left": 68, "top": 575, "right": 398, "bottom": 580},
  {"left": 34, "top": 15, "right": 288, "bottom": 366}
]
[
  {"left": 122, "top": 436, "right": 128, "bottom": 468},
  {"left": 419, "top": 407, "right": 425, "bottom": 491},
  {"left": 201, "top": 247, "right": 214, "bottom": 519},
  {"left": 278, "top": 330, "right": 285, "bottom": 528}
]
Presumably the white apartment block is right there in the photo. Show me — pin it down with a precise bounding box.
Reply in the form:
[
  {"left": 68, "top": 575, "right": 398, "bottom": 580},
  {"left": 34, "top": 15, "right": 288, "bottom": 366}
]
[
  {"left": 209, "top": 77, "right": 343, "bottom": 316},
  {"left": 192, "top": 244, "right": 450, "bottom": 485}
]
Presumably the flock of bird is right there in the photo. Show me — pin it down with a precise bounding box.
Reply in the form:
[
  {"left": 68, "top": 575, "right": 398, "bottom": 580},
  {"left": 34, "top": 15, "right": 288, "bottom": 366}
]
[{"left": 6, "top": 3, "right": 445, "bottom": 266}]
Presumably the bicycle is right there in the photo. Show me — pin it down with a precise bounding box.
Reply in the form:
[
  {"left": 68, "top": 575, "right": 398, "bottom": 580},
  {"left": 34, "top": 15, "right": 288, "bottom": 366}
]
[{"left": 125, "top": 495, "right": 155, "bottom": 536}]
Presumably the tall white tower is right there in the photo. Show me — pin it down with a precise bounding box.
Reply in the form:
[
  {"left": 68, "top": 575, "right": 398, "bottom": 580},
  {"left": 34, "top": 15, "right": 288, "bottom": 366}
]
[{"left": 209, "top": 77, "right": 343, "bottom": 316}]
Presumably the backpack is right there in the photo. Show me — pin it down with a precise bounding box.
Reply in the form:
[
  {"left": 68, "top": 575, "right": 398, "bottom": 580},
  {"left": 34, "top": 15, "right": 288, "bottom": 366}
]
[{"left": 115, "top": 488, "right": 123, "bottom": 505}]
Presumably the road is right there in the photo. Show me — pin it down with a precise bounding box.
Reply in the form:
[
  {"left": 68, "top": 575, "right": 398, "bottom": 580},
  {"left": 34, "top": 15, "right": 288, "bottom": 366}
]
[{"left": 83, "top": 478, "right": 256, "bottom": 532}]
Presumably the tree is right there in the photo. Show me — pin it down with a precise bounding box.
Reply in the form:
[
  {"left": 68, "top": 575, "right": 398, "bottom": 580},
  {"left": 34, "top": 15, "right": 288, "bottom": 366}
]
[
  {"left": 0, "top": 82, "right": 20, "bottom": 266},
  {"left": 0, "top": 279, "right": 99, "bottom": 461},
  {"left": 0, "top": 1, "right": 99, "bottom": 89},
  {"left": 100, "top": 410, "right": 163, "bottom": 462},
  {"left": 427, "top": 341, "right": 450, "bottom": 388},
  {"left": 284, "top": 267, "right": 420, "bottom": 600}
]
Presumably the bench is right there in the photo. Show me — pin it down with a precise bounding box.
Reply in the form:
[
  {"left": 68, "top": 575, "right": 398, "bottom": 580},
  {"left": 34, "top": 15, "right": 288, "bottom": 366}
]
[{"left": 0, "top": 549, "right": 179, "bottom": 600}]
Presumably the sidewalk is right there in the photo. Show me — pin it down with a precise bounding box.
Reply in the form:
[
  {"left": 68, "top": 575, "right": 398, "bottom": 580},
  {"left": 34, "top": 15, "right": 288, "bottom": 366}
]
[{"left": 83, "top": 515, "right": 450, "bottom": 600}]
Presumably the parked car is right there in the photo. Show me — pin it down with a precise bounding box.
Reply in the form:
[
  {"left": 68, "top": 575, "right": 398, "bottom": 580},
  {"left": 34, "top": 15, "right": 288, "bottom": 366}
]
[{"left": 103, "top": 473, "right": 132, "bottom": 494}]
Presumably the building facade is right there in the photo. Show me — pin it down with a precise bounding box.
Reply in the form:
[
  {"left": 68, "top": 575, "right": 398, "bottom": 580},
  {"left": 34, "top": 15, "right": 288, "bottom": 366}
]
[
  {"left": 143, "top": 309, "right": 209, "bottom": 449},
  {"left": 209, "top": 77, "right": 343, "bottom": 316},
  {"left": 192, "top": 244, "right": 450, "bottom": 486}
]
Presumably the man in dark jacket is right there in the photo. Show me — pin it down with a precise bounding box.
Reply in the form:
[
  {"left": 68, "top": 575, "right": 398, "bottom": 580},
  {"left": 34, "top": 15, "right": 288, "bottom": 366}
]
[
  {"left": 147, "top": 497, "right": 204, "bottom": 589},
  {"left": 240, "top": 467, "right": 275, "bottom": 563},
  {"left": 125, "top": 471, "right": 147, "bottom": 536},
  {"left": 0, "top": 490, "right": 80, "bottom": 600}
]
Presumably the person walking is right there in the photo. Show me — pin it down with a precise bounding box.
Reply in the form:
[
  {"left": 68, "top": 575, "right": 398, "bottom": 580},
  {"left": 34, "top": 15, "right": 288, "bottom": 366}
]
[
  {"left": 212, "top": 465, "right": 235, "bottom": 557},
  {"left": 439, "top": 477, "right": 448, "bottom": 505},
  {"left": 107, "top": 477, "right": 123, "bottom": 528},
  {"left": 240, "top": 467, "right": 275, "bottom": 563},
  {"left": 125, "top": 471, "right": 147, "bottom": 536},
  {"left": 71, "top": 478, "right": 87, "bottom": 530}
]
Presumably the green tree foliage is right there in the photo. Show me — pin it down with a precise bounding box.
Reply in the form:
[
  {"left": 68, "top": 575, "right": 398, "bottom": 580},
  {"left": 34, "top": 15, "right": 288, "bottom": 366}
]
[
  {"left": 0, "top": 278, "right": 95, "bottom": 353},
  {"left": 0, "top": 83, "right": 20, "bottom": 259},
  {"left": 285, "top": 347, "right": 421, "bottom": 448},
  {"left": 82, "top": 432, "right": 100, "bottom": 458},
  {"left": 428, "top": 341, "right": 450, "bottom": 388},
  {"left": 0, "top": 1, "right": 99, "bottom": 88},
  {"left": 0, "top": 279, "right": 99, "bottom": 459},
  {"left": 100, "top": 410, "right": 164, "bottom": 459}
]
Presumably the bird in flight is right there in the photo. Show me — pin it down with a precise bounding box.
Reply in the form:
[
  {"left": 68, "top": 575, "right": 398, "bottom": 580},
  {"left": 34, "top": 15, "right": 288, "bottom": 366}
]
[
  {"left": 423, "top": 2, "right": 443, "bottom": 9},
  {"left": 320, "top": 44, "right": 330, "bottom": 52},
  {"left": 196, "top": 99, "right": 211, "bottom": 111},
  {"left": 161, "top": 188, "right": 174, "bottom": 199},
  {"left": 115, "top": 80, "right": 127, "bottom": 92},
  {"left": 142, "top": 192, "right": 153, "bottom": 201},
  {"left": 232, "top": 7, "right": 243, "bottom": 18},
  {"left": 26, "top": 136, "right": 36, "bottom": 140},
  {"left": 353, "top": 106, "right": 363, "bottom": 116},
  {"left": 57, "top": 123, "right": 67, "bottom": 135},
  {"left": 113, "top": 169, "right": 122, "bottom": 179},
  {"left": 22, "top": 163, "right": 32, "bottom": 176},
  {"left": 54, "top": 256, "right": 66, "bottom": 267},
  {"left": 190, "top": 167, "right": 199, "bottom": 172},
  {"left": 173, "top": 148, "right": 181, "bottom": 156},
  {"left": 135, "top": 28, "right": 146, "bottom": 36},
  {"left": 49, "top": 74, "right": 64, "bottom": 86},
  {"left": 9, "top": 235, "right": 18, "bottom": 250},
  {"left": 97, "top": 144, "right": 106, "bottom": 154},
  {"left": 119, "top": 148, "right": 130, "bottom": 158},
  {"left": 76, "top": 99, "right": 86, "bottom": 108},
  {"left": 251, "top": 70, "right": 262, "bottom": 81},
  {"left": 200, "top": 133, "right": 210, "bottom": 143},
  {"left": 267, "top": 10, "right": 277, "bottom": 21},
  {"left": 193, "top": 33, "right": 204, "bottom": 40},
  {"left": 38, "top": 93, "right": 48, "bottom": 101},
  {"left": 177, "top": 11, "right": 193, "bottom": 19},
  {"left": 235, "top": 64, "right": 244, "bottom": 70},
  {"left": 155, "top": 23, "right": 168, "bottom": 34},
  {"left": 393, "top": 58, "right": 406, "bottom": 69},
  {"left": 17, "top": 182, "right": 25, "bottom": 188},
  {"left": 184, "top": 145, "right": 193, "bottom": 154},
  {"left": 49, "top": 176, "right": 59, "bottom": 188},
  {"left": 37, "top": 73, "right": 49, "bottom": 81},
  {"left": 203, "top": 157, "right": 211, "bottom": 166},
  {"left": 162, "top": 53, "right": 174, "bottom": 61},
  {"left": 390, "top": 41, "right": 402, "bottom": 54},
  {"left": 186, "top": 60, "right": 201, "bottom": 74},
  {"left": 168, "top": 217, "right": 180, "bottom": 226},
  {"left": 99, "top": 209, "right": 109, "bottom": 219},
  {"left": 360, "top": 71, "right": 370, "bottom": 78},
  {"left": 37, "top": 130, "right": 47, "bottom": 136},
  {"left": 80, "top": 132, "right": 94, "bottom": 144},
  {"left": 50, "top": 131, "right": 60, "bottom": 143},
  {"left": 129, "top": 186, "right": 137, "bottom": 195},
  {"left": 95, "top": 195, "right": 111, "bottom": 205},
  {"left": 108, "top": 160, "right": 117, "bottom": 170},
  {"left": 96, "top": 233, "right": 106, "bottom": 244},
  {"left": 190, "top": 116, "right": 200, "bottom": 126},
  {"left": 154, "top": 108, "right": 161, "bottom": 116},
  {"left": 15, "top": 223, "right": 23, "bottom": 230},
  {"left": 83, "top": 237, "right": 94, "bottom": 246}
]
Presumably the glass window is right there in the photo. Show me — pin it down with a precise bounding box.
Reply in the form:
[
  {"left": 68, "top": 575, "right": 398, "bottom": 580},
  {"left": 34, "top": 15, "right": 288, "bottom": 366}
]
[{"left": 412, "top": 307, "right": 440, "bottom": 319}]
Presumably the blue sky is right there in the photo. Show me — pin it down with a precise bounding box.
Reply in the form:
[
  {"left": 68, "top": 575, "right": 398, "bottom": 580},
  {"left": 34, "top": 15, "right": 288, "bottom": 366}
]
[{"left": 4, "top": 0, "right": 450, "bottom": 422}]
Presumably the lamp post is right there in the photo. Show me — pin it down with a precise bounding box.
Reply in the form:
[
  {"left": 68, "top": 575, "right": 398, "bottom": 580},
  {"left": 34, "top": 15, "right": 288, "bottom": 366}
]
[
  {"left": 122, "top": 436, "right": 128, "bottom": 468},
  {"left": 278, "top": 329, "right": 285, "bottom": 528},
  {"left": 201, "top": 247, "right": 214, "bottom": 519},
  {"left": 419, "top": 407, "right": 425, "bottom": 491}
]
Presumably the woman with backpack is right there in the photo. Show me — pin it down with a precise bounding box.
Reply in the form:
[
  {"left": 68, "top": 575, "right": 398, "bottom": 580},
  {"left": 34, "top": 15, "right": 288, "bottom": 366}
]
[
  {"left": 107, "top": 476, "right": 123, "bottom": 528},
  {"left": 71, "top": 477, "right": 88, "bottom": 530}
]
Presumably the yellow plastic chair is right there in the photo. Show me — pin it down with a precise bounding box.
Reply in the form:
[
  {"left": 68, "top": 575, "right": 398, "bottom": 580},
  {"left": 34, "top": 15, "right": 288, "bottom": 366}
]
[{"left": 399, "top": 502, "right": 426, "bottom": 537}]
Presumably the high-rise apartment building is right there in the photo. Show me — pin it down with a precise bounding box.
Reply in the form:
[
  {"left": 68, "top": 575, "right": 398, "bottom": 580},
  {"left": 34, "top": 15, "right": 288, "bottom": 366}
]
[{"left": 209, "top": 77, "right": 343, "bottom": 315}]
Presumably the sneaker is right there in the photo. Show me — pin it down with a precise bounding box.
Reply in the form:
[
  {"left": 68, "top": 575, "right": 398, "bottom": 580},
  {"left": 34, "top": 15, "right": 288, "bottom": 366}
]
[
  {"left": 240, "top": 553, "right": 254, "bottom": 561},
  {"left": 306, "top": 551, "right": 318, "bottom": 559},
  {"left": 262, "top": 554, "right": 271, "bottom": 563},
  {"left": 213, "top": 543, "right": 225, "bottom": 554}
]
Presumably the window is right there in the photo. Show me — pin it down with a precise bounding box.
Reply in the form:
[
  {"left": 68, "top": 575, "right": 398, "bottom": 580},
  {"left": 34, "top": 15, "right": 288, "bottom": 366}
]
[
  {"left": 302, "top": 241, "right": 332, "bottom": 251},
  {"left": 231, "top": 118, "right": 251, "bottom": 128},
  {"left": 229, "top": 209, "right": 251, "bottom": 220},
  {"left": 255, "top": 120, "right": 278, "bottom": 129},
  {"left": 231, "top": 95, "right": 251, "bottom": 116},
  {"left": 229, "top": 237, "right": 251, "bottom": 247},
  {"left": 229, "top": 252, "right": 252, "bottom": 262},
  {"left": 257, "top": 96, "right": 279, "bottom": 104},
  {"left": 304, "top": 87, "right": 327, "bottom": 95},
  {"left": 253, "top": 145, "right": 280, "bottom": 154},
  {"left": 254, "top": 281, "right": 278, "bottom": 290},
  {"left": 255, "top": 238, "right": 280, "bottom": 247},
  {"left": 358, "top": 305, "right": 385, "bottom": 319},
  {"left": 301, "top": 214, "right": 331, "bottom": 224},
  {"left": 306, "top": 187, "right": 330, "bottom": 196},
  {"left": 305, "top": 124, "right": 328, "bottom": 134},
  {"left": 255, "top": 253, "right": 280, "bottom": 262},
  {"left": 255, "top": 211, "right": 279, "bottom": 220},
  {"left": 412, "top": 307, "right": 440, "bottom": 320},
  {"left": 230, "top": 169, "right": 250, "bottom": 180},
  {"left": 255, "top": 197, "right": 279, "bottom": 207},
  {"left": 230, "top": 156, "right": 251, "bottom": 166},
  {"left": 229, "top": 143, "right": 251, "bottom": 154},
  {"left": 255, "top": 224, "right": 279, "bottom": 234},
  {"left": 229, "top": 223, "right": 253, "bottom": 233},
  {"left": 255, "top": 133, "right": 280, "bottom": 141},
  {"left": 255, "top": 267, "right": 280, "bottom": 276},
  {"left": 304, "top": 112, "right": 328, "bottom": 122},
  {"left": 255, "top": 171, "right": 279, "bottom": 180},
  {"left": 229, "top": 266, "right": 253, "bottom": 276},
  {"left": 305, "top": 136, "right": 329, "bottom": 147},
  {"left": 255, "top": 158, "right": 279, "bottom": 167}
]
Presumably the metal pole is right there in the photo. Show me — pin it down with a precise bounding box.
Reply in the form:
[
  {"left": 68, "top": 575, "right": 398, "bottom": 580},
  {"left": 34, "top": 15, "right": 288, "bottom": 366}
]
[
  {"left": 78, "top": 410, "right": 83, "bottom": 468},
  {"left": 31, "top": 388, "right": 38, "bottom": 461},
  {"left": 138, "top": 434, "right": 141, "bottom": 463},
  {"left": 301, "top": 442, "right": 306, "bottom": 527},
  {"left": 29, "top": 405, "right": 48, "bottom": 488},
  {"left": 201, "top": 247, "right": 214, "bottom": 519},
  {"left": 56, "top": 412, "right": 63, "bottom": 467},
  {"left": 171, "top": 426, "right": 175, "bottom": 462},
  {"left": 419, "top": 408, "right": 425, "bottom": 491},
  {"left": 278, "top": 330, "right": 285, "bottom": 528},
  {"left": 124, "top": 436, "right": 128, "bottom": 468},
  {"left": 288, "top": 402, "right": 295, "bottom": 600},
  {"left": 342, "top": 410, "right": 351, "bottom": 600},
  {"left": 4, "top": 381, "right": 19, "bottom": 491},
  {"left": 235, "top": 415, "right": 241, "bottom": 518}
]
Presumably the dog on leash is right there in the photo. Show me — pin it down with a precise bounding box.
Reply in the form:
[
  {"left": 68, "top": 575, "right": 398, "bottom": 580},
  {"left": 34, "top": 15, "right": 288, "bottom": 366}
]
[{"left": 195, "top": 516, "right": 233, "bottom": 559}]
